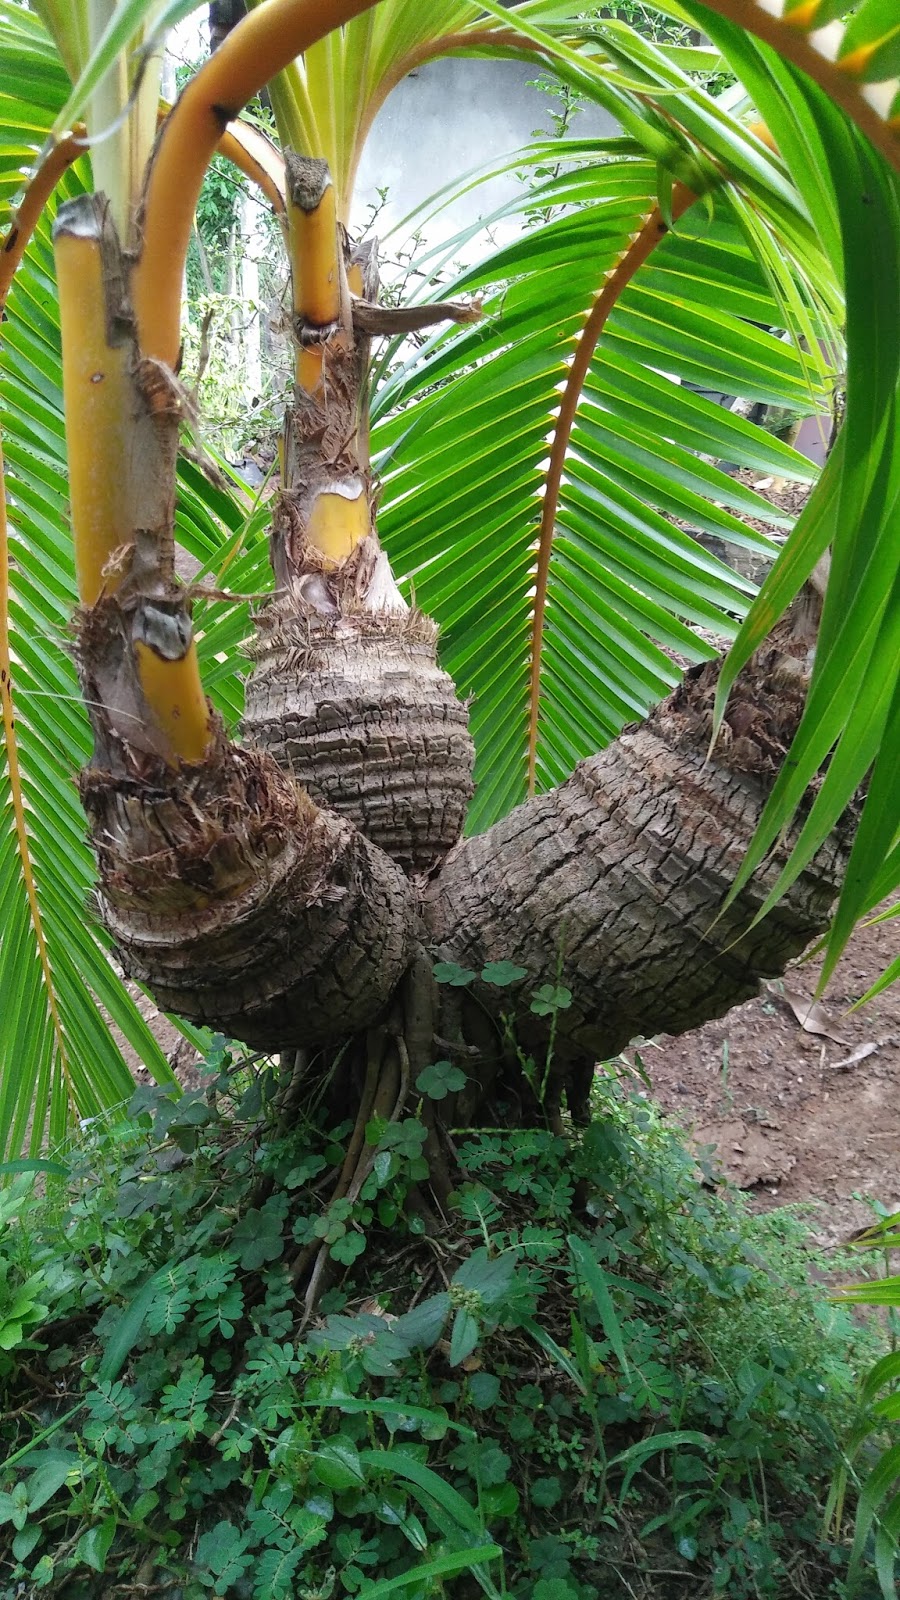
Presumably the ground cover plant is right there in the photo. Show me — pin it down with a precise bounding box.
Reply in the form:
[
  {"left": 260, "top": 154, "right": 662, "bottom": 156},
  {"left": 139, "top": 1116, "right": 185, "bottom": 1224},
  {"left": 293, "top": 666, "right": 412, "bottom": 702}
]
[{"left": 0, "top": 1007, "right": 887, "bottom": 1597}]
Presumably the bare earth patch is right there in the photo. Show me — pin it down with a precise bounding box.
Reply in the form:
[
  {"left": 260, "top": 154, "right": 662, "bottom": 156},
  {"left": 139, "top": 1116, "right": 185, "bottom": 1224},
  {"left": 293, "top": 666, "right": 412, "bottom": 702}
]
[{"left": 631, "top": 899, "right": 900, "bottom": 1248}]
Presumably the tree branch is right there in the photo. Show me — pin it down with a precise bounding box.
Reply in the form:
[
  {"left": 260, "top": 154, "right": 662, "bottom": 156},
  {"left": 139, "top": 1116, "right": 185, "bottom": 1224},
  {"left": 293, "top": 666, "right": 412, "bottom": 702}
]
[{"left": 351, "top": 297, "right": 481, "bottom": 336}]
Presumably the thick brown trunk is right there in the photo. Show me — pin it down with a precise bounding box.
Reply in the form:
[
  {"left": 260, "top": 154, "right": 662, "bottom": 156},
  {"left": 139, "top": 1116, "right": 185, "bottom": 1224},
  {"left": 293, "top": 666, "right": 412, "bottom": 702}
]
[
  {"left": 82, "top": 735, "right": 414, "bottom": 1051},
  {"left": 425, "top": 636, "right": 851, "bottom": 1103},
  {"left": 242, "top": 607, "right": 475, "bottom": 876},
  {"left": 63, "top": 194, "right": 846, "bottom": 1124}
]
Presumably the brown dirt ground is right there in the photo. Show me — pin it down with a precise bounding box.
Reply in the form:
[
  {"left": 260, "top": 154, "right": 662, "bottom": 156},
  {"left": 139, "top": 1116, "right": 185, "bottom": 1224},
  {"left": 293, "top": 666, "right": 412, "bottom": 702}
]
[{"left": 625, "top": 901, "right": 900, "bottom": 1249}]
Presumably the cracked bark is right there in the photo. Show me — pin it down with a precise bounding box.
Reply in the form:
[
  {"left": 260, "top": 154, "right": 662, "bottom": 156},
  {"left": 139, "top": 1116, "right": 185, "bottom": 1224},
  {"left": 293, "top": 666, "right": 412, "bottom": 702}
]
[
  {"left": 83, "top": 737, "right": 413, "bottom": 1050},
  {"left": 424, "top": 631, "right": 851, "bottom": 1117},
  {"left": 243, "top": 607, "right": 474, "bottom": 877}
]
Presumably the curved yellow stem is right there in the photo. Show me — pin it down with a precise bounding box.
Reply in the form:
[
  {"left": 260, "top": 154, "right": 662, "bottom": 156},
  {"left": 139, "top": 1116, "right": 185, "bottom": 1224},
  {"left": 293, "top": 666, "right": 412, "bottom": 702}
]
[
  {"left": 0, "top": 132, "right": 85, "bottom": 314},
  {"left": 55, "top": 197, "right": 212, "bottom": 767},
  {"left": 133, "top": 0, "right": 383, "bottom": 370},
  {"left": 54, "top": 225, "right": 131, "bottom": 606},
  {"left": 132, "top": 639, "right": 213, "bottom": 765},
  {"left": 2, "top": 120, "right": 284, "bottom": 326},
  {"left": 287, "top": 152, "right": 342, "bottom": 333},
  {"left": 218, "top": 123, "right": 286, "bottom": 218}
]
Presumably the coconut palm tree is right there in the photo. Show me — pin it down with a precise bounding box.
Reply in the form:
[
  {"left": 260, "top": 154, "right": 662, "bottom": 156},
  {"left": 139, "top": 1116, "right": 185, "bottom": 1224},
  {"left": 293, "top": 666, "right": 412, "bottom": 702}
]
[{"left": 0, "top": 0, "right": 897, "bottom": 1182}]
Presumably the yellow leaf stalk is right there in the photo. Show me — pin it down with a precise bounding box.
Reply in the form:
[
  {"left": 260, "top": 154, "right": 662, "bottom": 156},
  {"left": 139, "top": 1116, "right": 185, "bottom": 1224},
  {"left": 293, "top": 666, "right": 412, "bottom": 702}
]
[
  {"left": 54, "top": 220, "right": 131, "bottom": 606},
  {"left": 284, "top": 149, "right": 369, "bottom": 564},
  {"left": 54, "top": 197, "right": 211, "bottom": 767},
  {"left": 287, "top": 153, "right": 343, "bottom": 332},
  {"left": 132, "top": 0, "right": 383, "bottom": 371}
]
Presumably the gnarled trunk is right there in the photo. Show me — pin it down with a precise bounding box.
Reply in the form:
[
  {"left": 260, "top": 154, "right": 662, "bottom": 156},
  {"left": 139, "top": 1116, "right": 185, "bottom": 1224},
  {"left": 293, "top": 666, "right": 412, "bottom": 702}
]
[
  {"left": 425, "top": 641, "right": 849, "bottom": 1121},
  {"left": 83, "top": 737, "right": 413, "bottom": 1051},
  {"left": 60, "top": 187, "right": 846, "bottom": 1178},
  {"left": 243, "top": 607, "right": 475, "bottom": 877}
]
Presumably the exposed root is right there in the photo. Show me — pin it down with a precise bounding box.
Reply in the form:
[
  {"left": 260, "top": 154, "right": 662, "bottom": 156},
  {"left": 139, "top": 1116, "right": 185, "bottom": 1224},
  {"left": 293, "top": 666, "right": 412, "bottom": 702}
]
[{"left": 286, "top": 957, "right": 446, "bottom": 1320}]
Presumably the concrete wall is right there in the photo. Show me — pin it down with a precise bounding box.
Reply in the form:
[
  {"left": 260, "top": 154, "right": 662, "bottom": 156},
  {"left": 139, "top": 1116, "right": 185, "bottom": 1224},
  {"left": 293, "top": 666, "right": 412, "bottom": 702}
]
[{"left": 353, "top": 55, "right": 617, "bottom": 253}]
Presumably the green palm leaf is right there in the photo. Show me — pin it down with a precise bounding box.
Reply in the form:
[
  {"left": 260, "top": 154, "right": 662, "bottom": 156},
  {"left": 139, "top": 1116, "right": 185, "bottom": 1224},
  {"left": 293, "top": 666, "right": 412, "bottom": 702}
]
[
  {"left": 0, "top": 1, "right": 271, "bottom": 1155},
  {"left": 695, "top": 16, "right": 900, "bottom": 991},
  {"left": 372, "top": 136, "right": 839, "bottom": 828}
]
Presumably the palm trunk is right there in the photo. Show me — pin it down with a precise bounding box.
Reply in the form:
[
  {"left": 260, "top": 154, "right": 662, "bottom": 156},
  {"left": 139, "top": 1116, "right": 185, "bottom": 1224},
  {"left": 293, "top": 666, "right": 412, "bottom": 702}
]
[
  {"left": 61, "top": 182, "right": 846, "bottom": 1153},
  {"left": 242, "top": 178, "right": 474, "bottom": 875},
  {"left": 425, "top": 633, "right": 850, "bottom": 1121},
  {"left": 82, "top": 739, "right": 414, "bottom": 1050},
  {"left": 56, "top": 195, "right": 414, "bottom": 1056}
]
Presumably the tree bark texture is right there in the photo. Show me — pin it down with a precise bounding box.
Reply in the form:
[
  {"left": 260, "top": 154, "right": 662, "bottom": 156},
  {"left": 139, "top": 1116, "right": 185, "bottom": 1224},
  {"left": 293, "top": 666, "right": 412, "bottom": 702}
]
[
  {"left": 242, "top": 607, "right": 475, "bottom": 876},
  {"left": 245, "top": 208, "right": 476, "bottom": 875},
  {"left": 82, "top": 737, "right": 414, "bottom": 1050},
  {"left": 426, "top": 651, "right": 849, "bottom": 1076}
]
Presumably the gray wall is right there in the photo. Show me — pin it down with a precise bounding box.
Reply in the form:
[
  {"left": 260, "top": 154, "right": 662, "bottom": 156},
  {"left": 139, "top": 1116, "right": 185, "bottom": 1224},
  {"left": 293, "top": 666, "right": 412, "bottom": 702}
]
[{"left": 353, "top": 55, "right": 617, "bottom": 255}]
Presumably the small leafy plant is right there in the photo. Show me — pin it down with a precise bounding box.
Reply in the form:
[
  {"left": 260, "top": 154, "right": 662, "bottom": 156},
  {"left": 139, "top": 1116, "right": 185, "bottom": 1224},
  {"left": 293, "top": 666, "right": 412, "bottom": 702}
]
[{"left": 0, "top": 988, "right": 885, "bottom": 1599}]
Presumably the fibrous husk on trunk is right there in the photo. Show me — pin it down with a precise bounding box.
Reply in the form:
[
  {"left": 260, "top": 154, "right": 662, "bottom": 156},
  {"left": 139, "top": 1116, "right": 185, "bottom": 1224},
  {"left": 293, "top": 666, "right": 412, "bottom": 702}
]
[
  {"left": 243, "top": 598, "right": 474, "bottom": 876},
  {"left": 60, "top": 179, "right": 850, "bottom": 1145},
  {"left": 59, "top": 190, "right": 415, "bottom": 1057},
  {"left": 81, "top": 725, "right": 414, "bottom": 1051}
]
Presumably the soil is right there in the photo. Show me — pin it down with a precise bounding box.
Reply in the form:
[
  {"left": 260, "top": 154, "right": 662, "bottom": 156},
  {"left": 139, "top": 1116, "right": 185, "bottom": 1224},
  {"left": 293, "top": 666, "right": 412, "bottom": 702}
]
[{"left": 628, "top": 899, "right": 900, "bottom": 1249}]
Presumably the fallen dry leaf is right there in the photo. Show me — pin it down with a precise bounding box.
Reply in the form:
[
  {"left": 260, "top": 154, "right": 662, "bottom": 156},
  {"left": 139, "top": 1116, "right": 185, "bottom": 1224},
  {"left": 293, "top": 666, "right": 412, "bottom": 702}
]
[
  {"left": 826, "top": 1042, "right": 879, "bottom": 1072},
  {"left": 771, "top": 984, "right": 852, "bottom": 1045}
]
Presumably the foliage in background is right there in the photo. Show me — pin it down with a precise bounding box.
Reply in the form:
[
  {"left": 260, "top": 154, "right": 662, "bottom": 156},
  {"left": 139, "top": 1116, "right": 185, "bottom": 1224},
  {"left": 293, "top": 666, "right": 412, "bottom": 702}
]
[{"left": 0, "top": 974, "right": 886, "bottom": 1597}]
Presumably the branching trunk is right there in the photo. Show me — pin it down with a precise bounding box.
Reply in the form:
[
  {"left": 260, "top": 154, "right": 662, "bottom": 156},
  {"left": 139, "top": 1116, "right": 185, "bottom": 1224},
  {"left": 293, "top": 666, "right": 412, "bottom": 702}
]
[
  {"left": 242, "top": 170, "right": 474, "bottom": 875},
  {"left": 56, "top": 195, "right": 414, "bottom": 1056},
  {"left": 59, "top": 186, "right": 848, "bottom": 1151},
  {"left": 425, "top": 639, "right": 850, "bottom": 1117}
]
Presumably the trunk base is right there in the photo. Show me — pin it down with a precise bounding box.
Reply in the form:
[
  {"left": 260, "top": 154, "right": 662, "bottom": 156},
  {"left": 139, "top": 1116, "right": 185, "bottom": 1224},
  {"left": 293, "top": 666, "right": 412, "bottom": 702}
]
[{"left": 81, "top": 741, "right": 415, "bottom": 1050}]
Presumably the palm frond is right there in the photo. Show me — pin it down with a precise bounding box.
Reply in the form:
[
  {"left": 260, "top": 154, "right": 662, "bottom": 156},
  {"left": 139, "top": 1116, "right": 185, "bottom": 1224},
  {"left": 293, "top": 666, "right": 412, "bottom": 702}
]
[
  {"left": 698, "top": 19, "right": 900, "bottom": 990},
  {"left": 0, "top": 1, "right": 264, "bottom": 1153},
  {"left": 372, "top": 137, "right": 840, "bottom": 829},
  {"left": 682, "top": 0, "right": 900, "bottom": 174}
]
